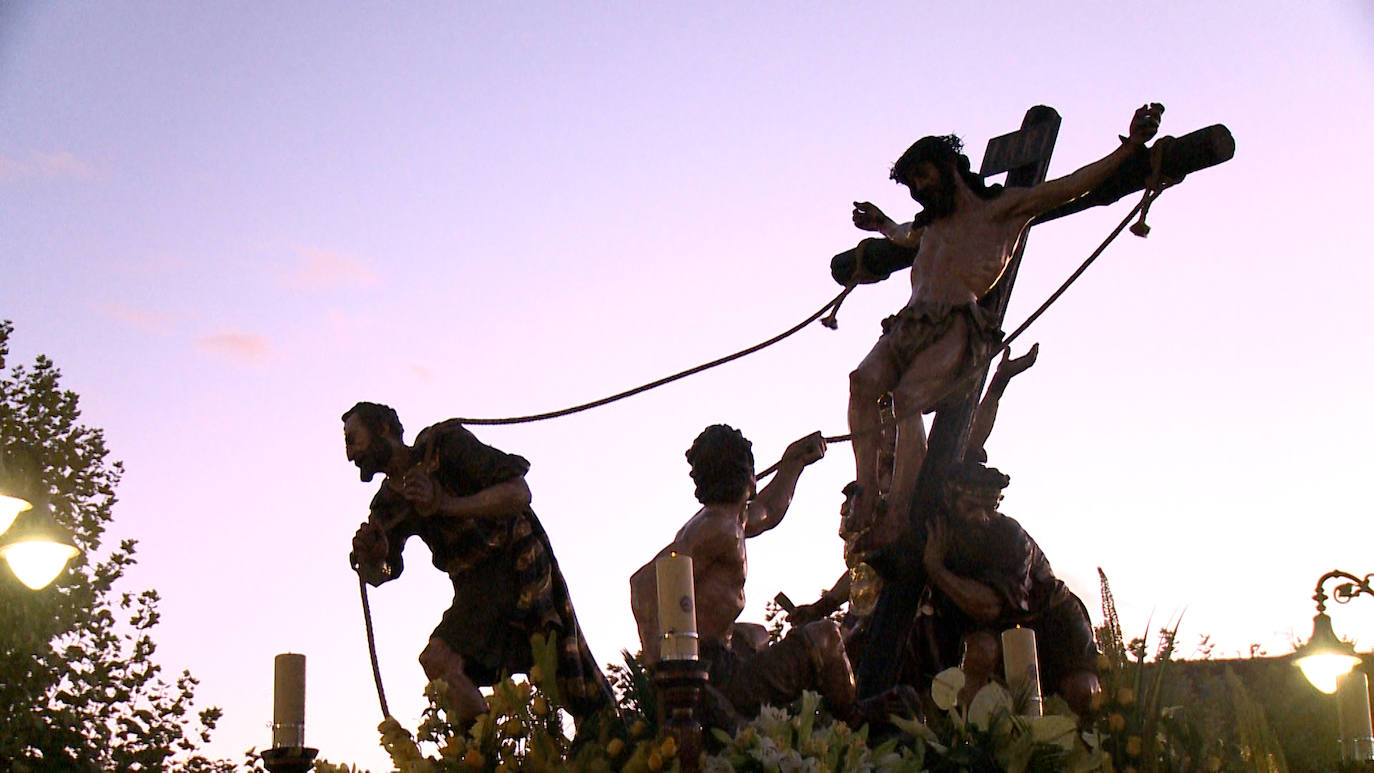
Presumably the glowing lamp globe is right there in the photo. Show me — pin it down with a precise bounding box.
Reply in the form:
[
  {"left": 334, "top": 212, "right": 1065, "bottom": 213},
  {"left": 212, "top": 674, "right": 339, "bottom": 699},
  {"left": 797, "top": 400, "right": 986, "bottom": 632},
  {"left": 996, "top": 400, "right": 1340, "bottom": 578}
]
[
  {"left": 0, "top": 501, "right": 80, "bottom": 590},
  {"left": 1295, "top": 612, "right": 1362, "bottom": 694},
  {"left": 3, "top": 539, "right": 80, "bottom": 589},
  {"left": 0, "top": 492, "right": 32, "bottom": 536}
]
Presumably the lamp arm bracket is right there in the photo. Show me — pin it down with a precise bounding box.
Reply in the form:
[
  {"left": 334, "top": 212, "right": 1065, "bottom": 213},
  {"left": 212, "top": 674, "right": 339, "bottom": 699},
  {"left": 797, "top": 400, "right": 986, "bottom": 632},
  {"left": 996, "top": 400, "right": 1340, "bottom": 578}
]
[{"left": 1314, "top": 570, "right": 1374, "bottom": 612}]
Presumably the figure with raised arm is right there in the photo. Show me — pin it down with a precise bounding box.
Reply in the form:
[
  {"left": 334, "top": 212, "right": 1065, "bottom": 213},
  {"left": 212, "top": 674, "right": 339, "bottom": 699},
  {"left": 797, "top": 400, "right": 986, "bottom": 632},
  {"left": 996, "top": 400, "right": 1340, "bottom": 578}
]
[
  {"left": 343, "top": 402, "right": 614, "bottom": 727},
  {"left": 629, "top": 425, "right": 860, "bottom": 728},
  {"left": 845, "top": 105, "right": 1162, "bottom": 531}
]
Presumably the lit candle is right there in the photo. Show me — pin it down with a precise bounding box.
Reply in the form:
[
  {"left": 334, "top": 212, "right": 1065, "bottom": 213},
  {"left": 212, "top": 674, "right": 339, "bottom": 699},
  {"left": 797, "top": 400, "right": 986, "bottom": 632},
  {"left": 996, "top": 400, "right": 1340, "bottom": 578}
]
[
  {"left": 1001, "top": 626, "right": 1042, "bottom": 717},
  {"left": 1337, "top": 668, "right": 1374, "bottom": 762},
  {"left": 655, "top": 552, "right": 698, "bottom": 661},
  {"left": 273, "top": 653, "right": 307, "bottom": 748}
]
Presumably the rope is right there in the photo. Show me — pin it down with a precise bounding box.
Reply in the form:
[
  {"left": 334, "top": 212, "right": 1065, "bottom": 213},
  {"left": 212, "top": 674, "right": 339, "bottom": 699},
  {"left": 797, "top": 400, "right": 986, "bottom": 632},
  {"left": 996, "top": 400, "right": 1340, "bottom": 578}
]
[
  {"left": 353, "top": 557, "right": 391, "bottom": 719},
  {"left": 454, "top": 288, "right": 852, "bottom": 426},
  {"left": 348, "top": 193, "right": 1166, "bottom": 708},
  {"left": 456, "top": 177, "right": 1158, "bottom": 437}
]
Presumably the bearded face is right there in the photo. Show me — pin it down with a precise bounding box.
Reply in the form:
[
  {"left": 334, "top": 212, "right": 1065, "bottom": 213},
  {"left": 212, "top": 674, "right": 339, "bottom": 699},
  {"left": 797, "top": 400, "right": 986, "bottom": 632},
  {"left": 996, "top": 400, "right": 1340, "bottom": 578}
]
[
  {"left": 344, "top": 414, "right": 395, "bottom": 482},
  {"left": 911, "top": 163, "right": 958, "bottom": 219},
  {"left": 352, "top": 440, "right": 393, "bottom": 482}
]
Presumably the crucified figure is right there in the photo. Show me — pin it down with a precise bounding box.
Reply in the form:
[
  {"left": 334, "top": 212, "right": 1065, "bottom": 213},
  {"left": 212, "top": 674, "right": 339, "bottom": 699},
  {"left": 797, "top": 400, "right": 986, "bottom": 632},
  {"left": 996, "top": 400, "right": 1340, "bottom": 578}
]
[{"left": 845, "top": 103, "right": 1163, "bottom": 529}]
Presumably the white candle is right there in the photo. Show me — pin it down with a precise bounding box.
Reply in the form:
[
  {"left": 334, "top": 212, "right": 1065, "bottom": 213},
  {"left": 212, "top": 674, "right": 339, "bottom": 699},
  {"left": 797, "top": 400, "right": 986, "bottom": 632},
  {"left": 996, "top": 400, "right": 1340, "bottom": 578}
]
[
  {"left": 655, "top": 552, "right": 698, "bottom": 661},
  {"left": 1337, "top": 668, "right": 1374, "bottom": 762},
  {"left": 1001, "top": 626, "right": 1042, "bottom": 717},
  {"left": 273, "top": 653, "right": 306, "bottom": 748}
]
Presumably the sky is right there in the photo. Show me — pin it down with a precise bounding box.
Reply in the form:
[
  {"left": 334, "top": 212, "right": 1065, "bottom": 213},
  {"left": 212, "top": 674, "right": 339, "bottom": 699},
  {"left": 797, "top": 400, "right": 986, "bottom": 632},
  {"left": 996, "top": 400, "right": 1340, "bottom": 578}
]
[{"left": 2, "top": 2, "right": 1373, "bottom": 769}]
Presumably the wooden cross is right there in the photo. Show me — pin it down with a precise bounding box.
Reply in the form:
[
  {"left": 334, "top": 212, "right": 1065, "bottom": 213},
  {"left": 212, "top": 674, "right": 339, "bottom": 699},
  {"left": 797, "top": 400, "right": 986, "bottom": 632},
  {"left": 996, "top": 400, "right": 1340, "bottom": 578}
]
[{"left": 843, "top": 105, "right": 1235, "bottom": 698}]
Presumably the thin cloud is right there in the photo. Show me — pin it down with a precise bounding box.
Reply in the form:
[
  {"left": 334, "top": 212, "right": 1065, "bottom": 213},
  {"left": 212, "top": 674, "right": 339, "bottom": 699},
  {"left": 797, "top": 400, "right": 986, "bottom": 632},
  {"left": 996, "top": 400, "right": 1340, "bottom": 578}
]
[
  {"left": 198, "top": 331, "right": 271, "bottom": 365},
  {"left": 94, "top": 302, "right": 174, "bottom": 335},
  {"left": 0, "top": 150, "right": 96, "bottom": 182},
  {"left": 278, "top": 246, "right": 376, "bottom": 290}
]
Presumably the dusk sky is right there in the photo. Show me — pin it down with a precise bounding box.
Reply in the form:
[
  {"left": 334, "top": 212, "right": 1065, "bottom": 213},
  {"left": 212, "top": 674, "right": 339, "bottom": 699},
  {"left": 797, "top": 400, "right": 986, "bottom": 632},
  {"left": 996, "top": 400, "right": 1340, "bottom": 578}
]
[{"left": 3, "top": 3, "right": 1372, "bottom": 769}]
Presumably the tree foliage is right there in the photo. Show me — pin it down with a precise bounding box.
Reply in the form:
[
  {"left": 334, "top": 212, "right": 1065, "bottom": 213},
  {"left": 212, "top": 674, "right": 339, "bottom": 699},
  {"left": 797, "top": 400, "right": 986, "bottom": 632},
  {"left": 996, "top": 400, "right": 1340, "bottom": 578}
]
[{"left": 0, "top": 320, "right": 231, "bottom": 770}]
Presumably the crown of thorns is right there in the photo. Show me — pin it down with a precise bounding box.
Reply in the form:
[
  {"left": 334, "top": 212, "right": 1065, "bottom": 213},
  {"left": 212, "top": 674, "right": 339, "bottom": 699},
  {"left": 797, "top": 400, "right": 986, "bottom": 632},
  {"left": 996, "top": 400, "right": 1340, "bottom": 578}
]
[
  {"left": 928, "top": 134, "right": 963, "bottom": 155},
  {"left": 891, "top": 134, "right": 965, "bottom": 182}
]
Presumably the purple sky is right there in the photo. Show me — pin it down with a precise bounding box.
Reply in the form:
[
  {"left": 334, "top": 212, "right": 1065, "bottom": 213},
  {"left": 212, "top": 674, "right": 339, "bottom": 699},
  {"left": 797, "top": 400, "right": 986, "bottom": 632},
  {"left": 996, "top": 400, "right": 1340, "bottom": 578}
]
[{"left": 3, "top": 3, "right": 1372, "bottom": 768}]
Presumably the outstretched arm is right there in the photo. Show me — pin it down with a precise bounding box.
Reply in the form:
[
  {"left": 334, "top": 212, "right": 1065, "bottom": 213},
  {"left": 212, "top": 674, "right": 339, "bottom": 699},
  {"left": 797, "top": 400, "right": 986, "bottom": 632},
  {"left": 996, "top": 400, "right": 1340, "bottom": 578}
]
[
  {"left": 1000, "top": 103, "right": 1163, "bottom": 223},
  {"left": 852, "top": 201, "right": 923, "bottom": 250},
  {"left": 745, "top": 432, "right": 827, "bottom": 536}
]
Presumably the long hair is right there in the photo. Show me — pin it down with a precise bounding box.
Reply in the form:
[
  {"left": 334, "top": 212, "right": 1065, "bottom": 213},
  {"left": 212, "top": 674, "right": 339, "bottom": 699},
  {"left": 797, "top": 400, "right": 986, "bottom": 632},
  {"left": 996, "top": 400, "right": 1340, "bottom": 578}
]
[
  {"left": 685, "top": 424, "right": 755, "bottom": 505},
  {"left": 891, "top": 134, "right": 1003, "bottom": 227}
]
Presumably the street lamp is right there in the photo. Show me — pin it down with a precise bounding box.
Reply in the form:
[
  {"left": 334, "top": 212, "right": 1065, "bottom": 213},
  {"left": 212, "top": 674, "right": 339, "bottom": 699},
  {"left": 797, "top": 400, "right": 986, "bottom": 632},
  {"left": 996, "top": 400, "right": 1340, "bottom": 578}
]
[
  {"left": 0, "top": 444, "right": 81, "bottom": 590},
  {"left": 1294, "top": 569, "right": 1373, "bottom": 762},
  {"left": 0, "top": 499, "right": 80, "bottom": 590}
]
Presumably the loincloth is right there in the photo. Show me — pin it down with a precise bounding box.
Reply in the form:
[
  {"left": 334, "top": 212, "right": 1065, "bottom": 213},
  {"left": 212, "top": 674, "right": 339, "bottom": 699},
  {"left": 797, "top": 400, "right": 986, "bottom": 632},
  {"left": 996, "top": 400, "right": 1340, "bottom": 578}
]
[
  {"left": 879, "top": 301, "right": 1003, "bottom": 394},
  {"left": 700, "top": 627, "right": 825, "bottom": 719}
]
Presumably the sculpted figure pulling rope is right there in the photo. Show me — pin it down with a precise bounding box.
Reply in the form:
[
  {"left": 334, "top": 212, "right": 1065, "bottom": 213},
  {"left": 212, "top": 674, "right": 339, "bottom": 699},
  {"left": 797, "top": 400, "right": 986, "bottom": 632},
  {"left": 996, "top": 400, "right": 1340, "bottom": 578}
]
[
  {"left": 844, "top": 103, "right": 1164, "bottom": 531},
  {"left": 343, "top": 402, "right": 614, "bottom": 727}
]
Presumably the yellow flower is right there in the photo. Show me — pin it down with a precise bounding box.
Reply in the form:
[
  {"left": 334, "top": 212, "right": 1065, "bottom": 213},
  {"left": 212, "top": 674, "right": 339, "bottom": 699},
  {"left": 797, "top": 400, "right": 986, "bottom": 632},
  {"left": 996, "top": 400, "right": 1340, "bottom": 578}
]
[
  {"left": 425, "top": 679, "right": 451, "bottom": 702},
  {"left": 529, "top": 665, "right": 544, "bottom": 683},
  {"left": 488, "top": 693, "right": 509, "bottom": 716},
  {"left": 1108, "top": 713, "right": 1126, "bottom": 732},
  {"left": 1126, "top": 736, "right": 1142, "bottom": 757},
  {"left": 606, "top": 738, "right": 625, "bottom": 758},
  {"left": 648, "top": 751, "right": 664, "bottom": 771},
  {"left": 462, "top": 749, "right": 485, "bottom": 769},
  {"left": 631, "top": 719, "right": 649, "bottom": 738},
  {"left": 501, "top": 717, "right": 522, "bottom": 737},
  {"left": 660, "top": 736, "right": 678, "bottom": 758},
  {"left": 1116, "top": 686, "right": 1135, "bottom": 706},
  {"left": 532, "top": 695, "right": 550, "bottom": 717},
  {"left": 441, "top": 737, "right": 466, "bottom": 759},
  {"left": 1205, "top": 756, "right": 1222, "bottom": 772},
  {"left": 517, "top": 681, "right": 532, "bottom": 701}
]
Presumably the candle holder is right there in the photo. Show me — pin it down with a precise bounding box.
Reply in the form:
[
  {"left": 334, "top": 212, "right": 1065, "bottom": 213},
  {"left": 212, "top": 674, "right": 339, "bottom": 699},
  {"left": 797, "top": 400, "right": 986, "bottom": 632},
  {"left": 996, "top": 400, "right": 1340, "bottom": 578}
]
[
  {"left": 652, "top": 659, "right": 709, "bottom": 773},
  {"left": 260, "top": 745, "right": 319, "bottom": 773}
]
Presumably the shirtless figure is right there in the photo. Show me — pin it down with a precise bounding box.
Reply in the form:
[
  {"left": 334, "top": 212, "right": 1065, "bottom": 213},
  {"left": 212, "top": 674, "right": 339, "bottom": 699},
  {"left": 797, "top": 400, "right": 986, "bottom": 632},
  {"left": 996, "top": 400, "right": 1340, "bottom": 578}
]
[
  {"left": 629, "top": 425, "right": 858, "bottom": 725},
  {"left": 846, "top": 103, "right": 1164, "bottom": 528}
]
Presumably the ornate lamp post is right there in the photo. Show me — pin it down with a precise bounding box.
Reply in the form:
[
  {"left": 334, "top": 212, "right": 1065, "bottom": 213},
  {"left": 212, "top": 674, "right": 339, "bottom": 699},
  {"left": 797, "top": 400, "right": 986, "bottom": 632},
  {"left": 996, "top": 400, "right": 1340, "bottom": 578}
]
[{"left": 1294, "top": 570, "right": 1373, "bottom": 762}]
